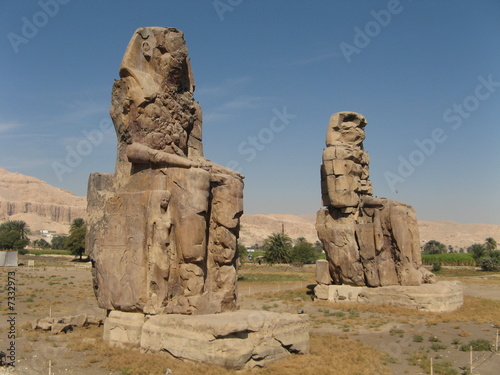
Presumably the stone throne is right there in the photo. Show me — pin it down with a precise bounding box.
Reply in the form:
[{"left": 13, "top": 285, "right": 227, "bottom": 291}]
[
  {"left": 315, "top": 112, "right": 463, "bottom": 312},
  {"left": 86, "top": 27, "right": 308, "bottom": 369}
]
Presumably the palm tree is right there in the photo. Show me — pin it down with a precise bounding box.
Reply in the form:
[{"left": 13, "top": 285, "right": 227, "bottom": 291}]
[
  {"left": 67, "top": 218, "right": 86, "bottom": 260},
  {"left": 263, "top": 233, "right": 292, "bottom": 265},
  {"left": 468, "top": 243, "right": 486, "bottom": 262},
  {"left": 0, "top": 220, "right": 30, "bottom": 250},
  {"left": 295, "top": 237, "right": 307, "bottom": 245},
  {"left": 4, "top": 220, "right": 31, "bottom": 239},
  {"left": 484, "top": 237, "right": 497, "bottom": 255},
  {"left": 70, "top": 218, "right": 85, "bottom": 233}
]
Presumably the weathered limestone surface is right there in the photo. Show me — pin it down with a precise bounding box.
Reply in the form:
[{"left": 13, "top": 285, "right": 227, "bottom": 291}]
[
  {"left": 86, "top": 27, "right": 244, "bottom": 315},
  {"left": 314, "top": 281, "right": 463, "bottom": 312},
  {"left": 316, "top": 112, "right": 435, "bottom": 287},
  {"left": 102, "top": 310, "right": 309, "bottom": 369},
  {"left": 104, "top": 311, "right": 146, "bottom": 346}
]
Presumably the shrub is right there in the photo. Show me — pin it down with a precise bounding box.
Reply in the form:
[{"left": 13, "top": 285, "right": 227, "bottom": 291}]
[
  {"left": 430, "top": 342, "right": 447, "bottom": 352},
  {"left": 290, "top": 241, "right": 319, "bottom": 264},
  {"left": 432, "top": 261, "right": 442, "bottom": 272},
  {"left": 412, "top": 334, "right": 423, "bottom": 343},
  {"left": 460, "top": 339, "right": 492, "bottom": 352},
  {"left": 389, "top": 328, "right": 405, "bottom": 337},
  {"left": 479, "top": 257, "right": 500, "bottom": 272}
]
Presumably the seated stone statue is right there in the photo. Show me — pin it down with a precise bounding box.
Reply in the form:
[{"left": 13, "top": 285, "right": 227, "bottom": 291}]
[
  {"left": 86, "top": 27, "right": 243, "bottom": 315},
  {"left": 316, "top": 112, "right": 435, "bottom": 287}
]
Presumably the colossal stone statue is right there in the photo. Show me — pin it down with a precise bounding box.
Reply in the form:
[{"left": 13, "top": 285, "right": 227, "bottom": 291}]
[
  {"left": 86, "top": 27, "right": 244, "bottom": 315},
  {"left": 316, "top": 112, "right": 435, "bottom": 287}
]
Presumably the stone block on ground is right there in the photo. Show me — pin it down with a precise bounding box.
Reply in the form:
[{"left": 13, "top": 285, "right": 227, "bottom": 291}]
[
  {"left": 316, "top": 259, "right": 332, "bottom": 285},
  {"left": 103, "top": 311, "right": 145, "bottom": 346},
  {"left": 314, "top": 281, "right": 463, "bottom": 312},
  {"left": 70, "top": 313, "right": 87, "bottom": 327},
  {"left": 35, "top": 317, "right": 54, "bottom": 331},
  {"left": 141, "top": 310, "right": 309, "bottom": 369},
  {"left": 51, "top": 322, "right": 73, "bottom": 334},
  {"left": 103, "top": 310, "right": 309, "bottom": 369}
]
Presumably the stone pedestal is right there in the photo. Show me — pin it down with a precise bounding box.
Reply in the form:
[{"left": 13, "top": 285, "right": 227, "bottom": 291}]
[
  {"left": 104, "top": 310, "right": 309, "bottom": 369},
  {"left": 314, "top": 281, "right": 463, "bottom": 312}
]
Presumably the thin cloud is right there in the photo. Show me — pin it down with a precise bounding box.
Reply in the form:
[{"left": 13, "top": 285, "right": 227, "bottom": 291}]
[
  {"left": 51, "top": 100, "right": 109, "bottom": 125},
  {"left": 3, "top": 157, "right": 55, "bottom": 170},
  {"left": 218, "top": 96, "right": 269, "bottom": 111},
  {"left": 3, "top": 132, "right": 56, "bottom": 139},
  {"left": 202, "top": 112, "right": 231, "bottom": 123},
  {"left": 0, "top": 123, "right": 21, "bottom": 133},
  {"left": 203, "top": 95, "right": 270, "bottom": 123},
  {"left": 196, "top": 76, "right": 252, "bottom": 97}
]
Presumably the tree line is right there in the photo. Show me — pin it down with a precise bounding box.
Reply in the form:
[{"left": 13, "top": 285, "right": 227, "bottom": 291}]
[
  {"left": 0, "top": 218, "right": 87, "bottom": 260},
  {"left": 240, "top": 233, "right": 323, "bottom": 265},
  {"left": 422, "top": 237, "right": 499, "bottom": 271}
]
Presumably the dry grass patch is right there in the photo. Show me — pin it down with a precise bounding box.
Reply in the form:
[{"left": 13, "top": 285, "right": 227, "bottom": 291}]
[
  {"left": 257, "top": 333, "right": 391, "bottom": 375},
  {"left": 256, "top": 288, "right": 311, "bottom": 303},
  {"left": 456, "top": 278, "right": 500, "bottom": 285},
  {"left": 426, "top": 296, "right": 500, "bottom": 327},
  {"left": 61, "top": 326, "right": 392, "bottom": 375},
  {"left": 314, "top": 295, "right": 500, "bottom": 328}
]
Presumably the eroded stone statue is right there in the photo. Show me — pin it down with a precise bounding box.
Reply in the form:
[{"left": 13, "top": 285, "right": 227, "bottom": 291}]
[
  {"left": 86, "top": 27, "right": 244, "bottom": 315},
  {"left": 316, "top": 112, "right": 435, "bottom": 287}
]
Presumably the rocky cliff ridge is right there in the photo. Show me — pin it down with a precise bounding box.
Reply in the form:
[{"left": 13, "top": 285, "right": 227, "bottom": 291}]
[
  {"left": 0, "top": 168, "right": 86, "bottom": 234},
  {"left": 1, "top": 168, "right": 498, "bottom": 247}
]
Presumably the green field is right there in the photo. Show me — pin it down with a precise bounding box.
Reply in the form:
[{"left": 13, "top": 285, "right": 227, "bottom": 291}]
[
  {"left": 421, "top": 253, "right": 475, "bottom": 266},
  {"left": 24, "top": 249, "right": 72, "bottom": 256}
]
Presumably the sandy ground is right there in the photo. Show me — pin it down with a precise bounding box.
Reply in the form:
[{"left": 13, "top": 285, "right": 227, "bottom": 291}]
[{"left": 1, "top": 256, "right": 500, "bottom": 375}]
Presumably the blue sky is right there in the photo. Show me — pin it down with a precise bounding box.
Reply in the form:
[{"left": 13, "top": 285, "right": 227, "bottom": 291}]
[{"left": 1, "top": 0, "right": 499, "bottom": 224}]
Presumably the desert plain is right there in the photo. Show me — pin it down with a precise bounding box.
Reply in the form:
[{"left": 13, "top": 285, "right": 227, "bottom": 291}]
[{"left": 1, "top": 254, "right": 499, "bottom": 375}]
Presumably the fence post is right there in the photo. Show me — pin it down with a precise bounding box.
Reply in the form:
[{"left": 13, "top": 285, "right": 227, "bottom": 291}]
[
  {"left": 496, "top": 329, "right": 499, "bottom": 352},
  {"left": 470, "top": 345, "right": 473, "bottom": 373}
]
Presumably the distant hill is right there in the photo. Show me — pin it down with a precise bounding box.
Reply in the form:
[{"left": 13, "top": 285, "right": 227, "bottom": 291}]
[
  {"left": 0, "top": 168, "right": 86, "bottom": 235},
  {"left": 1, "top": 168, "right": 498, "bottom": 249},
  {"left": 240, "top": 214, "right": 500, "bottom": 251}
]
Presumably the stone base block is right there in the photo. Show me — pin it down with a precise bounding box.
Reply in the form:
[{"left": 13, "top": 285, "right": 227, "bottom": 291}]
[
  {"left": 315, "top": 281, "right": 463, "bottom": 312},
  {"left": 103, "top": 311, "right": 145, "bottom": 346},
  {"left": 103, "top": 310, "right": 309, "bottom": 369}
]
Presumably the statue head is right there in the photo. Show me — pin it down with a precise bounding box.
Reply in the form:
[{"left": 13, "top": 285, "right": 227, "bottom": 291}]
[
  {"left": 160, "top": 191, "right": 172, "bottom": 211},
  {"left": 111, "top": 27, "right": 203, "bottom": 165},
  {"left": 326, "top": 112, "right": 367, "bottom": 147}
]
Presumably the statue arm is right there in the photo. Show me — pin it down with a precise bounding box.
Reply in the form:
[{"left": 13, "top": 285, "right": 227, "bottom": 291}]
[
  {"left": 192, "top": 157, "right": 245, "bottom": 179},
  {"left": 127, "top": 142, "right": 196, "bottom": 168},
  {"left": 362, "top": 196, "right": 385, "bottom": 208}
]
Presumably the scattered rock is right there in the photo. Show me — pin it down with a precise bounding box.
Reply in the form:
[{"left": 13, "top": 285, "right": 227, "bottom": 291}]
[
  {"left": 31, "top": 314, "right": 103, "bottom": 333},
  {"left": 51, "top": 323, "right": 73, "bottom": 334},
  {"left": 35, "top": 318, "right": 54, "bottom": 331}
]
